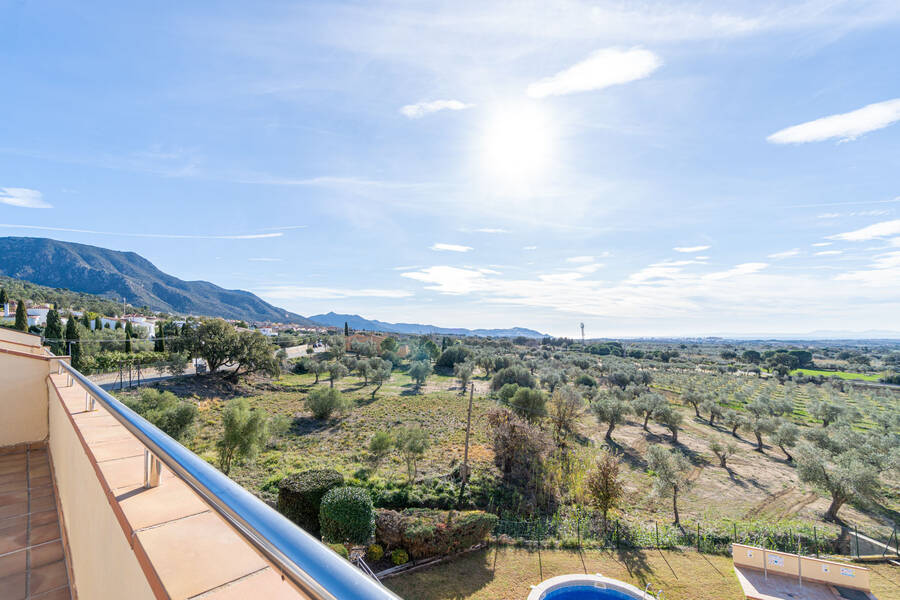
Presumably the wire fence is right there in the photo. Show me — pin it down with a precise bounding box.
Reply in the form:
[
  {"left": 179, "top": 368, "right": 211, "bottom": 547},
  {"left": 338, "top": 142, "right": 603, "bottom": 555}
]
[{"left": 492, "top": 515, "right": 847, "bottom": 556}]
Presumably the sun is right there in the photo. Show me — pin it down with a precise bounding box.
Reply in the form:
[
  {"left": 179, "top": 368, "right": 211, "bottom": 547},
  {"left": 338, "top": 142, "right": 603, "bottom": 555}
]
[{"left": 480, "top": 103, "right": 555, "bottom": 191}]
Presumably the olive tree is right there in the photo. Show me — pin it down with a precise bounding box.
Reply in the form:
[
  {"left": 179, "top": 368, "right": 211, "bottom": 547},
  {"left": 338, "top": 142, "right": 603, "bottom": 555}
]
[
  {"left": 454, "top": 360, "right": 475, "bottom": 393},
  {"left": 592, "top": 390, "right": 631, "bottom": 441},
  {"left": 394, "top": 426, "right": 429, "bottom": 483},
  {"left": 511, "top": 387, "right": 547, "bottom": 423},
  {"left": 646, "top": 445, "right": 693, "bottom": 526},
  {"left": 548, "top": 385, "right": 584, "bottom": 444},
  {"left": 368, "top": 358, "right": 392, "bottom": 398},
  {"left": 772, "top": 420, "right": 799, "bottom": 462},
  {"left": 710, "top": 440, "right": 737, "bottom": 468},
  {"left": 633, "top": 392, "right": 667, "bottom": 431},
  {"left": 408, "top": 359, "right": 433, "bottom": 392},
  {"left": 655, "top": 404, "right": 684, "bottom": 443},
  {"left": 587, "top": 450, "right": 624, "bottom": 526},
  {"left": 217, "top": 399, "right": 268, "bottom": 475}
]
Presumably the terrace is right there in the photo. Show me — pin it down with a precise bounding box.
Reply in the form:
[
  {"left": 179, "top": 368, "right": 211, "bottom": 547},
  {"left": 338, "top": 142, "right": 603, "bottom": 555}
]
[{"left": 0, "top": 327, "right": 399, "bottom": 600}]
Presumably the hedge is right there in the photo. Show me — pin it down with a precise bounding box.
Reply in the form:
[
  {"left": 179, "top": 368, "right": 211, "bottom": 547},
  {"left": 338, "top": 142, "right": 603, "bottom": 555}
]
[
  {"left": 375, "top": 508, "right": 498, "bottom": 560},
  {"left": 277, "top": 469, "right": 344, "bottom": 535},
  {"left": 320, "top": 486, "right": 375, "bottom": 544}
]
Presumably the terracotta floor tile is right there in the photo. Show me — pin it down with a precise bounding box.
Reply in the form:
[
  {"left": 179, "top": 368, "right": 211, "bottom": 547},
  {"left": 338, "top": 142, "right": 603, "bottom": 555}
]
[
  {"left": 29, "top": 475, "right": 52, "bottom": 489},
  {"left": 199, "top": 567, "right": 309, "bottom": 600},
  {"left": 30, "top": 485, "right": 54, "bottom": 501},
  {"left": 29, "top": 494, "right": 57, "bottom": 513},
  {"left": 0, "top": 472, "right": 26, "bottom": 487},
  {"left": 0, "top": 480, "right": 26, "bottom": 494},
  {"left": 0, "top": 464, "right": 25, "bottom": 478},
  {"left": 32, "top": 586, "right": 71, "bottom": 600},
  {"left": 0, "top": 502, "right": 27, "bottom": 520},
  {"left": 0, "top": 490, "right": 28, "bottom": 506},
  {"left": 0, "top": 570, "right": 26, "bottom": 600},
  {"left": 29, "top": 540, "right": 65, "bottom": 569},
  {"left": 0, "top": 548, "right": 25, "bottom": 579},
  {"left": 30, "top": 510, "right": 58, "bottom": 527},
  {"left": 0, "top": 516, "right": 28, "bottom": 554},
  {"left": 29, "top": 559, "right": 68, "bottom": 595},
  {"left": 116, "top": 478, "right": 210, "bottom": 532},
  {"left": 136, "top": 511, "right": 268, "bottom": 599},
  {"left": 30, "top": 521, "right": 61, "bottom": 546}
]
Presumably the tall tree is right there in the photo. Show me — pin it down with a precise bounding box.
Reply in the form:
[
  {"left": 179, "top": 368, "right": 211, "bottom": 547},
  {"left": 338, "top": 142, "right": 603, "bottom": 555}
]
[
  {"left": 44, "top": 309, "right": 63, "bottom": 355},
  {"left": 587, "top": 450, "right": 624, "bottom": 527},
  {"left": 344, "top": 321, "right": 350, "bottom": 336},
  {"left": 592, "top": 389, "right": 631, "bottom": 441},
  {"left": 646, "top": 445, "right": 693, "bottom": 526},
  {"left": 0, "top": 287, "right": 8, "bottom": 307},
  {"left": 633, "top": 391, "right": 667, "bottom": 431},
  {"left": 14, "top": 299, "right": 28, "bottom": 331},
  {"left": 94, "top": 315, "right": 103, "bottom": 331},
  {"left": 64, "top": 315, "right": 82, "bottom": 369}
]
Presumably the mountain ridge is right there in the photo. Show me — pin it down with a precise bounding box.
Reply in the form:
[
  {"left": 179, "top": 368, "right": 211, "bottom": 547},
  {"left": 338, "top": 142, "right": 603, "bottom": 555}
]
[
  {"left": 0, "top": 237, "right": 315, "bottom": 325},
  {"left": 309, "top": 311, "right": 546, "bottom": 338}
]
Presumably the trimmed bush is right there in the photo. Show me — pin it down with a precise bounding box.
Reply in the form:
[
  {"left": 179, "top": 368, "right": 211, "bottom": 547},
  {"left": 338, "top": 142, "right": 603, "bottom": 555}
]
[
  {"left": 277, "top": 469, "right": 344, "bottom": 535},
  {"left": 366, "top": 543, "right": 384, "bottom": 561},
  {"left": 320, "top": 486, "right": 375, "bottom": 544},
  {"left": 391, "top": 549, "right": 409, "bottom": 565},
  {"left": 327, "top": 542, "right": 349, "bottom": 559},
  {"left": 375, "top": 508, "right": 498, "bottom": 560}
]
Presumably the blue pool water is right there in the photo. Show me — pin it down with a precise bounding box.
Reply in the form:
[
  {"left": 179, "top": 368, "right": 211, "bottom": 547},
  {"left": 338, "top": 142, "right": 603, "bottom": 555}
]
[{"left": 543, "top": 585, "right": 638, "bottom": 600}]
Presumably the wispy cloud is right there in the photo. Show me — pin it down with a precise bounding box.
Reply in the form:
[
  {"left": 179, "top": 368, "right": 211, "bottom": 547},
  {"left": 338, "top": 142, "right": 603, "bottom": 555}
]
[
  {"left": 835, "top": 251, "right": 900, "bottom": 287},
  {"left": 467, "top": 227, "right": 510, "bottom": 234},
  {"left": 812, "top": 242, "right": 833, "bottom": 247},
  {"left": 768, "top": 248, "right": 800, "bottom": 259},
  {"left": 565, "top": 255, "right": 595, "bottom": 264},
  {"left": 673, "top": 245, "right": 711, "bottom": 253},
  {"left": 257, "top": 285, "right": 413, "bottom": 300},
  {"left": 0, "top": 188, "right": 51, "bottom": 209},
  {"left": 400, "top": 100, "right": 473, "bottom": 119},
  {"left": 829, "top": 219, "right": 900, "bottom": 241},
  {"left": 527, "top": 47, "right": 661, "bottom": 99},
  {"left": 430, "top": 243, "right": 473, "bottom": 252},
  {"left": 523, "top": 246, "right": 538, "bottom": 251},
  {"left": 814, "top": 250, "right": 843, "bottom": 256},
  {"left": 248, "top": 257, "right": 283, "bottom": 262},
  {"left": 0, "top": 223, "right": 282, "bottom": 240},
  {"left": 767, "top": 98, "right": 900, "bottom": 144}
]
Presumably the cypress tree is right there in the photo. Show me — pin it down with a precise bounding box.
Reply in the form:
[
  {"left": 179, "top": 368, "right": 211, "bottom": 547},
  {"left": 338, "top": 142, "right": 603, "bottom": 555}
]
[
  {"left": 344, "top": 321, "right": 350, "bottom": 336},
  {"left": 154, "top": 322, "right": 164, "bottom": 352},
  {"left": 81, "top": 312, "right": 91, "bottom": 328},
  {"left": 0, "top": 288, "right": 8, "bottom": 307},
  {"left": 94, "top": 315, "right": 102, "bottom": 331},
  {"left": 45, "top": 309, "right": 63, "bottom": 355},
  {"left": 115, "top": 320, "right": 122, "bottom": 330},
  {"left": 15, "top": 299, "right": 28, "bottom": 331},
  {"left": 65, "top": 316, "right": 82, "bottom": 369}
]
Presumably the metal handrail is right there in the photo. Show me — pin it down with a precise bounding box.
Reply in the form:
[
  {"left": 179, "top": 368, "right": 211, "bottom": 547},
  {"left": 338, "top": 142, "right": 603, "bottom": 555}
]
[{"left": 54, "top": 359, "right": 400, "bottom": 600}]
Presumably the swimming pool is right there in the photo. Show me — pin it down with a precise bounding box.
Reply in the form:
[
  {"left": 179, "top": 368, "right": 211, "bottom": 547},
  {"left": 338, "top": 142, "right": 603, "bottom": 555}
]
[{"left": 527, "top": 574, "right": 655, "bottom": 600}]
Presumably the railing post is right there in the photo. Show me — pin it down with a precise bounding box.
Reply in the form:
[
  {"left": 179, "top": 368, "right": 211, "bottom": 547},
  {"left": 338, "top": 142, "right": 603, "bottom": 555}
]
[
  {"left": 144, "top": 449, "right": 161, "bottom": 488},
  {"left": 85, "top": 391, "right": 96, "bottom": 412}
]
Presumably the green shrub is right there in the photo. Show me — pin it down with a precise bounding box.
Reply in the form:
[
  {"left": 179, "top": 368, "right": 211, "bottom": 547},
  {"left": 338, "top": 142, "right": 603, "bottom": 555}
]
[
  {"left": 491, "top": 366, "right": 535, "bottom": 391},
  {"left": 375, "top": 508, "right": 498, "bottom": 560},
  {"left": 305, "top": 387, "right": 350, "bottom": 420},
  {"left": 277, "top": 469, "right": 344, "bottom": 535},
  {"left": 320, "top": 486, "right": 375, "bottom": 544},
  {"left": 367, "top": 543, "right": 384, "bottom": 561},
  {"left": 327, "top": 542, "right": 349, "bottom": 559},
  {"left": 123, "top": 388, "right": 197, "bottom": 441},
  {"left": 391, "top": 549, "right": 409, "bottom": 565}
]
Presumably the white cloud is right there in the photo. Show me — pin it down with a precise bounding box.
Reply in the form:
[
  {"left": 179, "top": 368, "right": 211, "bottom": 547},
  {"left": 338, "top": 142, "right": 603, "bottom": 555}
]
[
  {"left": 0, "top": 223, "right": 281, "bottom": 239},
  {"left": 768, "top": 248, "right": 800, "bottom": 259},
  {"left": 430, "top": 243, "right": 473, "bottom": 252},
  {"left": 527, "top": 47, "right": 661, "bottom": 99},
  {"left": 767, "top": 98, "right": 900, "bottom": 144},
  {"left": 815, "top": 250, "right": 843, "bottom": 256},
  {"left": 565, "top": 255, "right": 595, "bottom": 264},
  {"left": 400, "top": 99, "right": 473, "bottom": 119},
  {"left": 0, "top": 188, "right": 51, "bottom": 209},
  {"left": 401, "top": 266, "right": 492, "bottom": 294},
  {"left": 812, "top": 242, "right": 832, "bottom": 247},
  {"left": 523, "top": 246, "right": 538, "bottom": 251},
  {"left": 835, "top": 251, "right": 900, "bottom": 287},
  {"left": 470, "top": 228, "right": 510, "bottom": 234},
  {"left": 829, "top": 219, "right": 900, "bottom": 241},
  {"left": 673, "top": 245, "right": 711, "bottom": 253},
  {"left": 248, "top": 257, "right": 283, "bottom": 262},
  {"left": 574, "top": 263, "right": 603, "bottom": 274},
  {"left": 257, "top": 285, "right": 413, "bottom": 300}
]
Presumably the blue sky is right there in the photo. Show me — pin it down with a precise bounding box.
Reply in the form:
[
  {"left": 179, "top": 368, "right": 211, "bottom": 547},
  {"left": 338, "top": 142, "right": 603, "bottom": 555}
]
[{"left": 2, "top": 1, "right": 900, "bottom": 337}]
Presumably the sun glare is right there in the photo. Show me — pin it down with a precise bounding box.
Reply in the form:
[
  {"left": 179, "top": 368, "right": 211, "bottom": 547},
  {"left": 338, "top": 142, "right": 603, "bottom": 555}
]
[{"left": 480, "top": 103, "right": 555, "bottom": 190}]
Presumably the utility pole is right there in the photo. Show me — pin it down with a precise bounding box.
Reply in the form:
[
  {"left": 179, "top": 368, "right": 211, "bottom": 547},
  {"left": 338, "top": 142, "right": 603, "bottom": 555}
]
[
  {"left": 458, "top": 382, "right": 474, "bottom": 506},
  {"left": 580, "top": 322, "right": 585, "bottom": 345}
]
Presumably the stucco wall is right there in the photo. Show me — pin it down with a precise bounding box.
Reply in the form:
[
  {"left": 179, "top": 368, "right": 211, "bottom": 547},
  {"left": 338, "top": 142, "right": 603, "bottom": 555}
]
[
  {"left": 732, "top": 544, "right": 870, "bottom": 590},
  {"left": 48, "top": 381, "right": 157, "bottom": 600},
  {"left": 0, "top": 352, "right": 49, "bottom": 446}
]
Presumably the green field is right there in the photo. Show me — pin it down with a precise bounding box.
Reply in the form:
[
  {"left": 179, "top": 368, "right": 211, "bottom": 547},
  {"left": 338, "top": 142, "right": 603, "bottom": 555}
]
[{"left": 790, "top": 368, "right": 883, "bottom": 381}]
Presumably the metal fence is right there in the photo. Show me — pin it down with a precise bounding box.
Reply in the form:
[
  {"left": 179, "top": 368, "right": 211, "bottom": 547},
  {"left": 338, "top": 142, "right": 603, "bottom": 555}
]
[{"left": 493, "top": 516, "right": 842, "bottom": 556}]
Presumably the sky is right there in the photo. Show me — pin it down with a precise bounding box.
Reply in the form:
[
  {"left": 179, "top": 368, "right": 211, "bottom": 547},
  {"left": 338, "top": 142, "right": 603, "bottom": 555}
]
[{"left": 2, "top": 1, "right": 900, "bottom": 338}]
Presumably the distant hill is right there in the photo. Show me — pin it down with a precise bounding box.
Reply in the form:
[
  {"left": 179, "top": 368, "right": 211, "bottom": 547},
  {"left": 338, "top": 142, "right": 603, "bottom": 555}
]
[
  {"left": 0, "top": 275, "right": 142, "bottom": 317},
  {"left": 309, "top": 312, "right": 546, "bottom": 338},
  {"left": 0, "top": 237, "right": 315, "bottom": 325}
]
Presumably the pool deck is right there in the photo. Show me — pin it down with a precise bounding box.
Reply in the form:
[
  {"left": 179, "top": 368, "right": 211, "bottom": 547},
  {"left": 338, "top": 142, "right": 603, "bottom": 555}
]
[{"left": 734, "top": 566, "right": 878, "bottom": 600}]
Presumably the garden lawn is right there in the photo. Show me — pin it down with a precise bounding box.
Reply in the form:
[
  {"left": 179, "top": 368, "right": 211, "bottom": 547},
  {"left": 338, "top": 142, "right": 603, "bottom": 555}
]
[
  {"left": 386, "top": 547, "right": 900, "bottom": 600},
  {"left": 790, "top": 368, "right": 883, "bottom": 382}
]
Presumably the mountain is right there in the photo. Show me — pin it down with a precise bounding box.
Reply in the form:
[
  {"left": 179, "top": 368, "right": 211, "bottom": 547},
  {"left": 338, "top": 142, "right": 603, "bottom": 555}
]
[
  {"left": 0, "top": 237, "right": 315, "bottom": 325},
  {"left": 309, "top": 312, "right": 546, "bottom": 338}
]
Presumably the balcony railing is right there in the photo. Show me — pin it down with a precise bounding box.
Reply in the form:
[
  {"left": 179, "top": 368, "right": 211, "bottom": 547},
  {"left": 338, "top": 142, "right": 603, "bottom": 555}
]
[{"left": 54, "top": 358, "right": 400, "bottom": 600}]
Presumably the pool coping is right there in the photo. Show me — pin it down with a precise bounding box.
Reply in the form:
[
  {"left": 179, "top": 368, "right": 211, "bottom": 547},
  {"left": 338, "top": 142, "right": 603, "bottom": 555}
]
[{"left": 527, "top": 573, "right": 656, "bottom": 600}]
